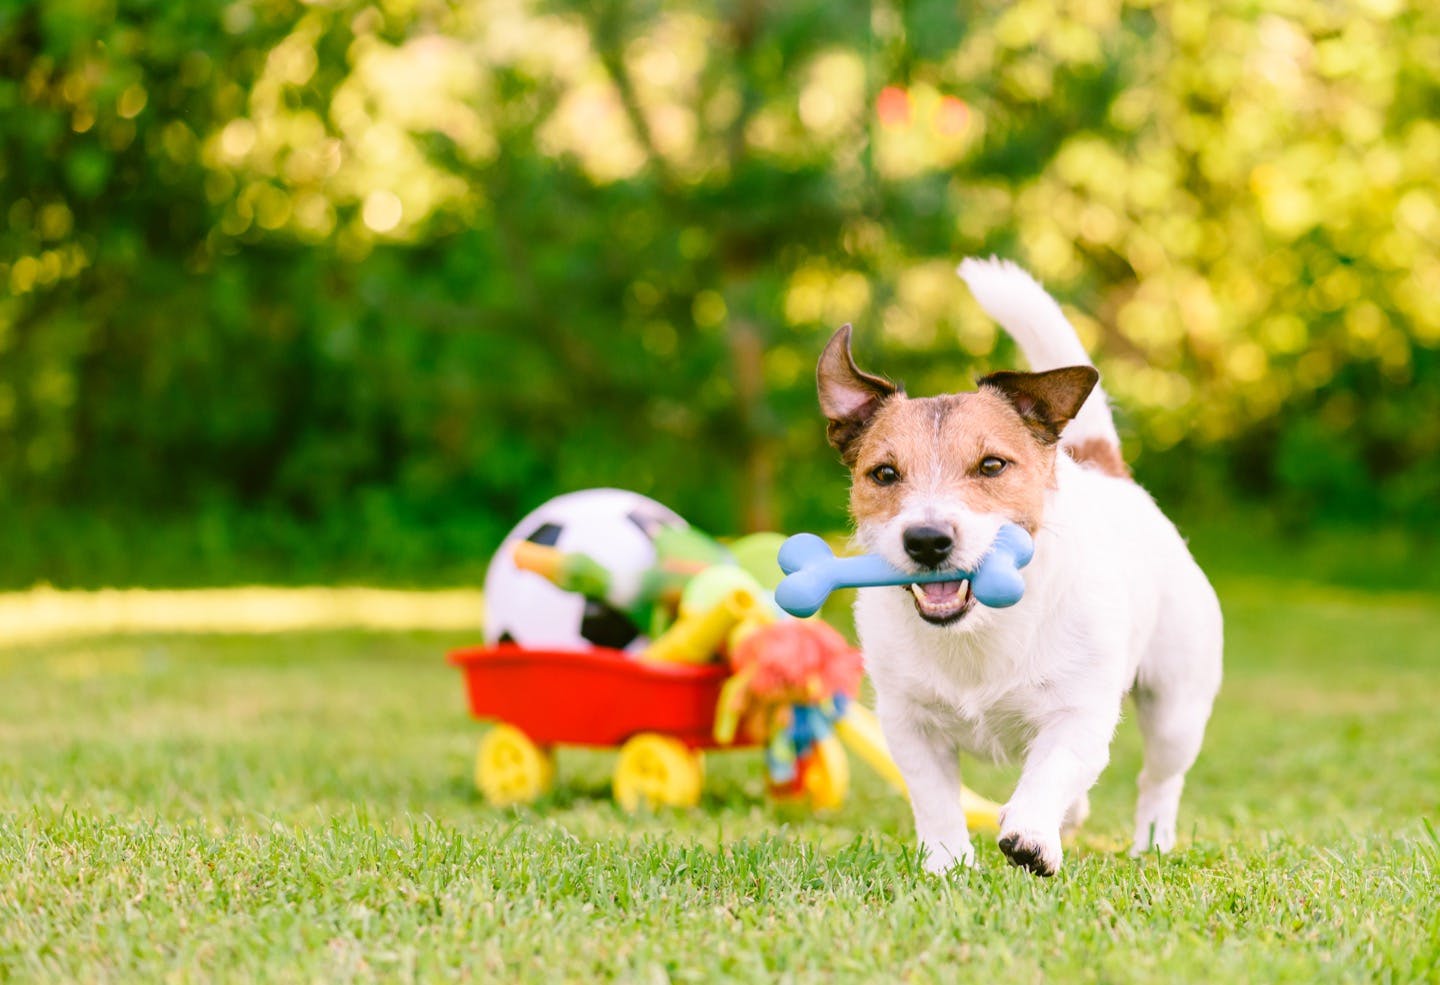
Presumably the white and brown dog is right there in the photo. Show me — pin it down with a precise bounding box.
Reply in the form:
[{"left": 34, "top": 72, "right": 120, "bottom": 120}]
[{"left": 817, "top": 258, "right": 1222, "bottom": 876}]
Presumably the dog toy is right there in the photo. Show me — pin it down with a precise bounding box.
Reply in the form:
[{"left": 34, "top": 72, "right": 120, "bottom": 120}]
[
  {"left": 511, "top": 531, "right": 730, "bottom": 639},
  {"left": 643, "top": 587, "right": 764, "bottom": 664},
  {"left": 773, "top": 523, "right": 1035, "bottom": 618},
  {"left": 713, "top": 619, "right": 864, "bottom": 807}
]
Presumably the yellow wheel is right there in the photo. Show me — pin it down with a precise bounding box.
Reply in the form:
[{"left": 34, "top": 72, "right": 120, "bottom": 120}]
[
  {"left": 476, "top": 724, "right": 555, "bottom": 807},
  {"left": 613, "top": 733, "right": 705, "bottom": 811},
  {"left": 802, "top": 735, "right": 850, "bottom": 811}
]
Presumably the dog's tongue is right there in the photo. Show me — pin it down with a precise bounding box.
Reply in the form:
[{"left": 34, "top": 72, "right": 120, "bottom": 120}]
[{"left": 920, "top": 581, "right": 963, "bottom": 602}]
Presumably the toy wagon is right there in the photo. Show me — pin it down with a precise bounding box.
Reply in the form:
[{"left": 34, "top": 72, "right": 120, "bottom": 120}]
[{"left": 448, "top": 643, "right": 848, "bottom": 811}]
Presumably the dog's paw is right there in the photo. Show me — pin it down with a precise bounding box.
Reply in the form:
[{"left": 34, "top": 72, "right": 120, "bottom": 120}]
[
  {"left": 997, "top": 827, "right": 1062, "bottom": 877},
  {"left": 920, "top": 838, "right": 976, "bottom": 875}
]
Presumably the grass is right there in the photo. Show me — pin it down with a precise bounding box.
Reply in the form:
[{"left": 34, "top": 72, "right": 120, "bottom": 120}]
[{"left": 2, "top": 579, "right": 1439, "bottom": 982}]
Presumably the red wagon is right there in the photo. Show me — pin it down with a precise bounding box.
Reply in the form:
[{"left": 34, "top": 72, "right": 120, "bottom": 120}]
[{"left": 449, "top": 643, "right": 847, "bottom": 809}]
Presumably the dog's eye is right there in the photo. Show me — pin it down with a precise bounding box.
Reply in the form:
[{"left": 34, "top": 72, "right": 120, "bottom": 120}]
[
  {"left": 978, "top": 456, "right": 1008, "bottom": 477},
  {"left": 868, "top": 464, "right": 901, "bottom": 486}
]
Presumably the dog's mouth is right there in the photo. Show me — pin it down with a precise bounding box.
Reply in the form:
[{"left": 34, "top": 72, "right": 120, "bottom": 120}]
[{"left": 905, "top": 580, "right": 975, "bottom": 625}]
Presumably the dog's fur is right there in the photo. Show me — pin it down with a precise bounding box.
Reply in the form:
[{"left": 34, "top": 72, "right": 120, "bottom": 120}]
[{"left": 817, "top": 258, "right": 1222, "bottom": 876}]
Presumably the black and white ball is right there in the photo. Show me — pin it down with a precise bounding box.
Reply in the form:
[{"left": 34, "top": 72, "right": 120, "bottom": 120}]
[{"left": 483, "top": 488, "right": 689, "bottom": 651}]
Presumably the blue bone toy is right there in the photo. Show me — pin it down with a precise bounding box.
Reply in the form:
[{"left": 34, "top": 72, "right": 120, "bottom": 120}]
[{"left": 774, "top": 524, "right": 1035, "bottom": 618}]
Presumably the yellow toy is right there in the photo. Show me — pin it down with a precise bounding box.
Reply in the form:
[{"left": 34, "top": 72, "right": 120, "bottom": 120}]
[{"left": 642, "top": 587, "right": 764, "bottom": 664}]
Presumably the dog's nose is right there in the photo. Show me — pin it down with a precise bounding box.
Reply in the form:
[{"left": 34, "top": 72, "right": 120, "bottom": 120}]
[{"left": 903, "top": 525, "right": 954, "bottom": 568}]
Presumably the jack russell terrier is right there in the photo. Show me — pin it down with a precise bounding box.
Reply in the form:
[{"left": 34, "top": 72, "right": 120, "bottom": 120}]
[{"left": 816, "top": 257, "right": 1223, "bottom": 876}]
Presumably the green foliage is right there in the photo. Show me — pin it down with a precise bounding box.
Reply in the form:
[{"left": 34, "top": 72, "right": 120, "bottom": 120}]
[
  {"left": 3, "top": 0, "right": 1438, "bottom": 585},
  {"left": 2, "top": 575, "right": 1439, "bottom": 979}
]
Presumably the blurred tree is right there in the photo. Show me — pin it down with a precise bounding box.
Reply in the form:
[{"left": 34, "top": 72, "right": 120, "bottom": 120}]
[{"left": 0, "top": 0, "right": 1436, "bottom": 586}]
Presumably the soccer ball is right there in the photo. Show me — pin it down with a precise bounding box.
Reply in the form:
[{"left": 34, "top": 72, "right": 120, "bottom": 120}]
[{"left": 483, "top": 488, "right": 689, "bottom": 651}]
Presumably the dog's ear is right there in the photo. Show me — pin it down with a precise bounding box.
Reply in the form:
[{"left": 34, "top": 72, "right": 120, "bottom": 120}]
[
  {"left": 817, "top": 325, "right": 898, "bottom": 462},
  {"left": 978, "top": 366, "right": 1099, "bottom": 445}
]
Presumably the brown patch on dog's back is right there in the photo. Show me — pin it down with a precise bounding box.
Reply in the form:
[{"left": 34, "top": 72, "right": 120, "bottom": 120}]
[{"left": 1066, "top": 437, "right": 1131, "bottom": 480}]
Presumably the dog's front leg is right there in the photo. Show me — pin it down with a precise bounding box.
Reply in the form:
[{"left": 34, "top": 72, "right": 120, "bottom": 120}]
[
  {"left": 999, "top": 706, "right": 1119, "bottom": 876},
  {"left": 877, "top": 697, "right": 972, "bottom": 874}
]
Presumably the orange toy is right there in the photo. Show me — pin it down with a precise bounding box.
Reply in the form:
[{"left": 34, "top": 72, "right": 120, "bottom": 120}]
[{"left": 713, "top": 620, "right": 864, "bottom": 808}]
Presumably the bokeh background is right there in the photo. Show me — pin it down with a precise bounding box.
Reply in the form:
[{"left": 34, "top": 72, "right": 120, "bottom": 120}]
[{"left": 4, "top": 0, "right": 1438, "bottom": 588}]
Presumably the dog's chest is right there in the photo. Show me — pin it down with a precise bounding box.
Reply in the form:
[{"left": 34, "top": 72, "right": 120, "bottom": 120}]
[{"left": 855, "top": 585, "right": 1089, "bottom": 762}]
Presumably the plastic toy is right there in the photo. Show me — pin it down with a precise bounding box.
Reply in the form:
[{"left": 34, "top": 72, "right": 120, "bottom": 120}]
[
  {"left": 774, "top": 523, "right": 1035, "bottom": 618},
  {"left": 643, "top": 587, "right": 761, "bottom": 665},
  {"left": 713, "top": 619, "right": 864, "bottom": 808},
  {"left": 510, "top": 540, "right": 694, "bottom": 642},
  {"left": 677, "top": 564, "right": 769, "bottom": 618},
  {"left": 511, "top": 540, "right": 611, "bottom": 599}
]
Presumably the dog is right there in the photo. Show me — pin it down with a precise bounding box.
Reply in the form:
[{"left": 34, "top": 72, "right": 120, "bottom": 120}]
[{"left": 816, "top": 258, "right": 1223, "bottom": 876}]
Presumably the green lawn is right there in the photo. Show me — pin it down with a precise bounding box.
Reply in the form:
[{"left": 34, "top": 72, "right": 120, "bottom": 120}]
[{"left": 2, "top": 581, "right": 1438, "bottom": 982}]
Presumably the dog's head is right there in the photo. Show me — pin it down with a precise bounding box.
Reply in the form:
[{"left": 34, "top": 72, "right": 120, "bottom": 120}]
[{"left": 817, "top": 324, "right": 1096, "bottom": 629}]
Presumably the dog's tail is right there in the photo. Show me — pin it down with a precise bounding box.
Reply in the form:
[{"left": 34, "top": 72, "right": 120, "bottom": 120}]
[{"left": 957, "top": 257, "right": 1128, "bottom": 478}]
